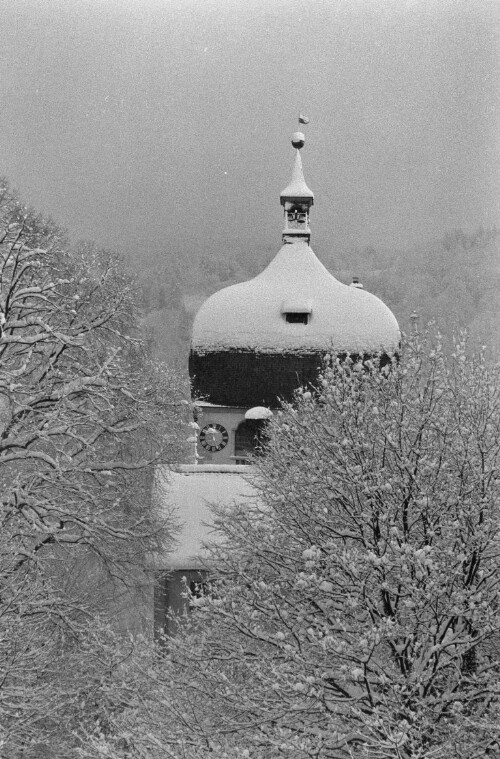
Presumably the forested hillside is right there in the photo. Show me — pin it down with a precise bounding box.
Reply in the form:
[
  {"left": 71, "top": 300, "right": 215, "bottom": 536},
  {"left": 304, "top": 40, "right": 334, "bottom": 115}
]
[{"left": 138, "top": 225, "right": 500, "bottom": 365}]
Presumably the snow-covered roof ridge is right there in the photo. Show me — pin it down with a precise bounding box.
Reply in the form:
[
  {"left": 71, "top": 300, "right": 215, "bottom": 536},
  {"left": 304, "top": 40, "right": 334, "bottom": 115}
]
[
  {"left": 191, "top": 241, "right": 400, "bottom": 354},
  {"left": 280, "top": 149, "right": 314, "bottom": 201},
  {"left": 177, "top": 464, "right": 251, "bottom": 474}
]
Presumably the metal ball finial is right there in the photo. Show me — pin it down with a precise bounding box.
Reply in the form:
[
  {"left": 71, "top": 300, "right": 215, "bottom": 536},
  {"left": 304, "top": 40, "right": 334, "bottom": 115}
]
[{"left": 291, "top": 131, "right": 305, "bottom": 149}]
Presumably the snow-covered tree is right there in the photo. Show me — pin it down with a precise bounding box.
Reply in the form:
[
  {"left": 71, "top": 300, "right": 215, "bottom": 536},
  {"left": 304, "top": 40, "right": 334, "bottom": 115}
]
[
  {"left": 0, "top": 182, "right": 185, "bottom": 757},
  {"left": 97, "top": 333, "right": 500, "bottom": 759}
]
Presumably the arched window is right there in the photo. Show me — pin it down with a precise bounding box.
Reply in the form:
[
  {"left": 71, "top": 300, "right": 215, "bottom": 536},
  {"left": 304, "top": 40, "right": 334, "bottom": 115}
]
[
  {"left": 235, "top": 419, "right": 267, "bottom": 459},
  {"left": 154, "top": 569, "right": 209, "bottom": 638}
]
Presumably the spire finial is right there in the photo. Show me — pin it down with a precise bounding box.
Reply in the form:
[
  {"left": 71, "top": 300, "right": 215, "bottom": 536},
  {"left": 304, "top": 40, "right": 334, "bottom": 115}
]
[
  {"left": 292, "top": 113, "right": 309, "bottom": 149},
  {"left": 292, "top": 131, "right": 305, "bottom": 149}
]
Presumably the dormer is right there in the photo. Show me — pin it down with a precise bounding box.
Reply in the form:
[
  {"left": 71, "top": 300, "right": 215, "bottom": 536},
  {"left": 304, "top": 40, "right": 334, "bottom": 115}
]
[{"left": 281, "top": 300, "right": 312, "bottom": 325}]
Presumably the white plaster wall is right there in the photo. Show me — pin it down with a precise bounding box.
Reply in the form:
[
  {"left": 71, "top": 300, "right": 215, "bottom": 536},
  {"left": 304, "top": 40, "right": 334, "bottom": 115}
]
[{"left": 195, "top": 404, "right": 248, "bottom": 464}]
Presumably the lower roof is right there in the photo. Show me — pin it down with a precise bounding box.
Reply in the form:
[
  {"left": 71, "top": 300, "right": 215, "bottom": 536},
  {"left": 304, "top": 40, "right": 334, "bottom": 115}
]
[{"left": 154, "top": 464, "right": 256, "bottom": 569}]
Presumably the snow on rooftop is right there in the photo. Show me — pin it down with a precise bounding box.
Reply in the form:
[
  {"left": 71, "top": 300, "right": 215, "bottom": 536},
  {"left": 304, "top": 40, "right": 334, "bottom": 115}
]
[
  {"left": 194, "top": 401, "right": 243, "bottom": 409},
  {"left": 155, "top": 465, "right": 256, "bottom": 569},
  {"left": 192, "top": 241, "right": 400, "bottom": 354},
  {"left": 280, "top": 150, "right": 314, "bottom": 201},
  {"left": 245, "top": 406, "right": 273, "bottom": 420}
]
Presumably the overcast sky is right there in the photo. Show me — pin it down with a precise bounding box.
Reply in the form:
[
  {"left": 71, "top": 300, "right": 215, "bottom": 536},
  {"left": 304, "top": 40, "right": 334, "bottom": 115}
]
[{"left": 0, "top": 0, "right": 498, "bottom": 265}]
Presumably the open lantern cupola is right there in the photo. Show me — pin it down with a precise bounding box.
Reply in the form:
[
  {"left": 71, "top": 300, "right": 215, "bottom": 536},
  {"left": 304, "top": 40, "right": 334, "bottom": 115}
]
[{"left": 280, "top": 131, "right": 314, "bottom": 244}]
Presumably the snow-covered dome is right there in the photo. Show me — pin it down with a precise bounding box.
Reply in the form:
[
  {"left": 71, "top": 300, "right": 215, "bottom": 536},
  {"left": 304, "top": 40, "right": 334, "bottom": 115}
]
[
  {"left": 192, "top": 241, "right": 399, "bottom": 354},
  {"left": 189, "top": 130, "right": 400, "bottom": 408}
]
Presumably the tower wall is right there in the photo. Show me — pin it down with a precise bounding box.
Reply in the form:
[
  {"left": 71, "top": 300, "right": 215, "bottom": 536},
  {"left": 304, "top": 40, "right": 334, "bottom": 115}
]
[{"left": 189, "top": 349, "right": 326, "bottom": 407}]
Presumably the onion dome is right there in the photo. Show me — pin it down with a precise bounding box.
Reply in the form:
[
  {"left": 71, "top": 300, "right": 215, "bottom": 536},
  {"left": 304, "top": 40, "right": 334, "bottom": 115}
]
[
  {"left": 189, "top": 132, "right": 400, "bottom": 407},
  {"left": 192, "top": 242, "right": 399, "bottom": 354}
]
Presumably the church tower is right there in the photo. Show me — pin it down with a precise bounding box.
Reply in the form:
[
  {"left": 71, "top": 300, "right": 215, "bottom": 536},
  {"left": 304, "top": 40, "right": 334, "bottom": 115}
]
[
  {"left": 189, "top": 130, "right": 400, "bottom": 464},
  {"left": 154, "top": 126, "right": 400, "bottom": 635}
]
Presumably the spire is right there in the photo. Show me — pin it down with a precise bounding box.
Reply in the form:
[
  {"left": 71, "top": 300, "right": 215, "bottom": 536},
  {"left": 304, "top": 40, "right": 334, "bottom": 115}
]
[
  {"left": 280, "top": 148, "right": 314, "bottom": 201},
  {"left": 280, "top": 130, "right": 314, "bottom": 244}
]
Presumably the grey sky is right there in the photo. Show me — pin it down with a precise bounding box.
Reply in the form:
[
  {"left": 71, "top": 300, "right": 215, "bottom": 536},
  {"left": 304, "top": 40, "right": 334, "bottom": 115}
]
[{"left": 0, "top": 0, "right": 498, "bottom": 264}]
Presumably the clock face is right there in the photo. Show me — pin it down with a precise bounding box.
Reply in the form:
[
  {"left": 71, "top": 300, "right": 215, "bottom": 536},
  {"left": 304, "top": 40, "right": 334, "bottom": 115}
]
[{"left": 199, "top": 423, "right": 229, "bottom": 452}]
